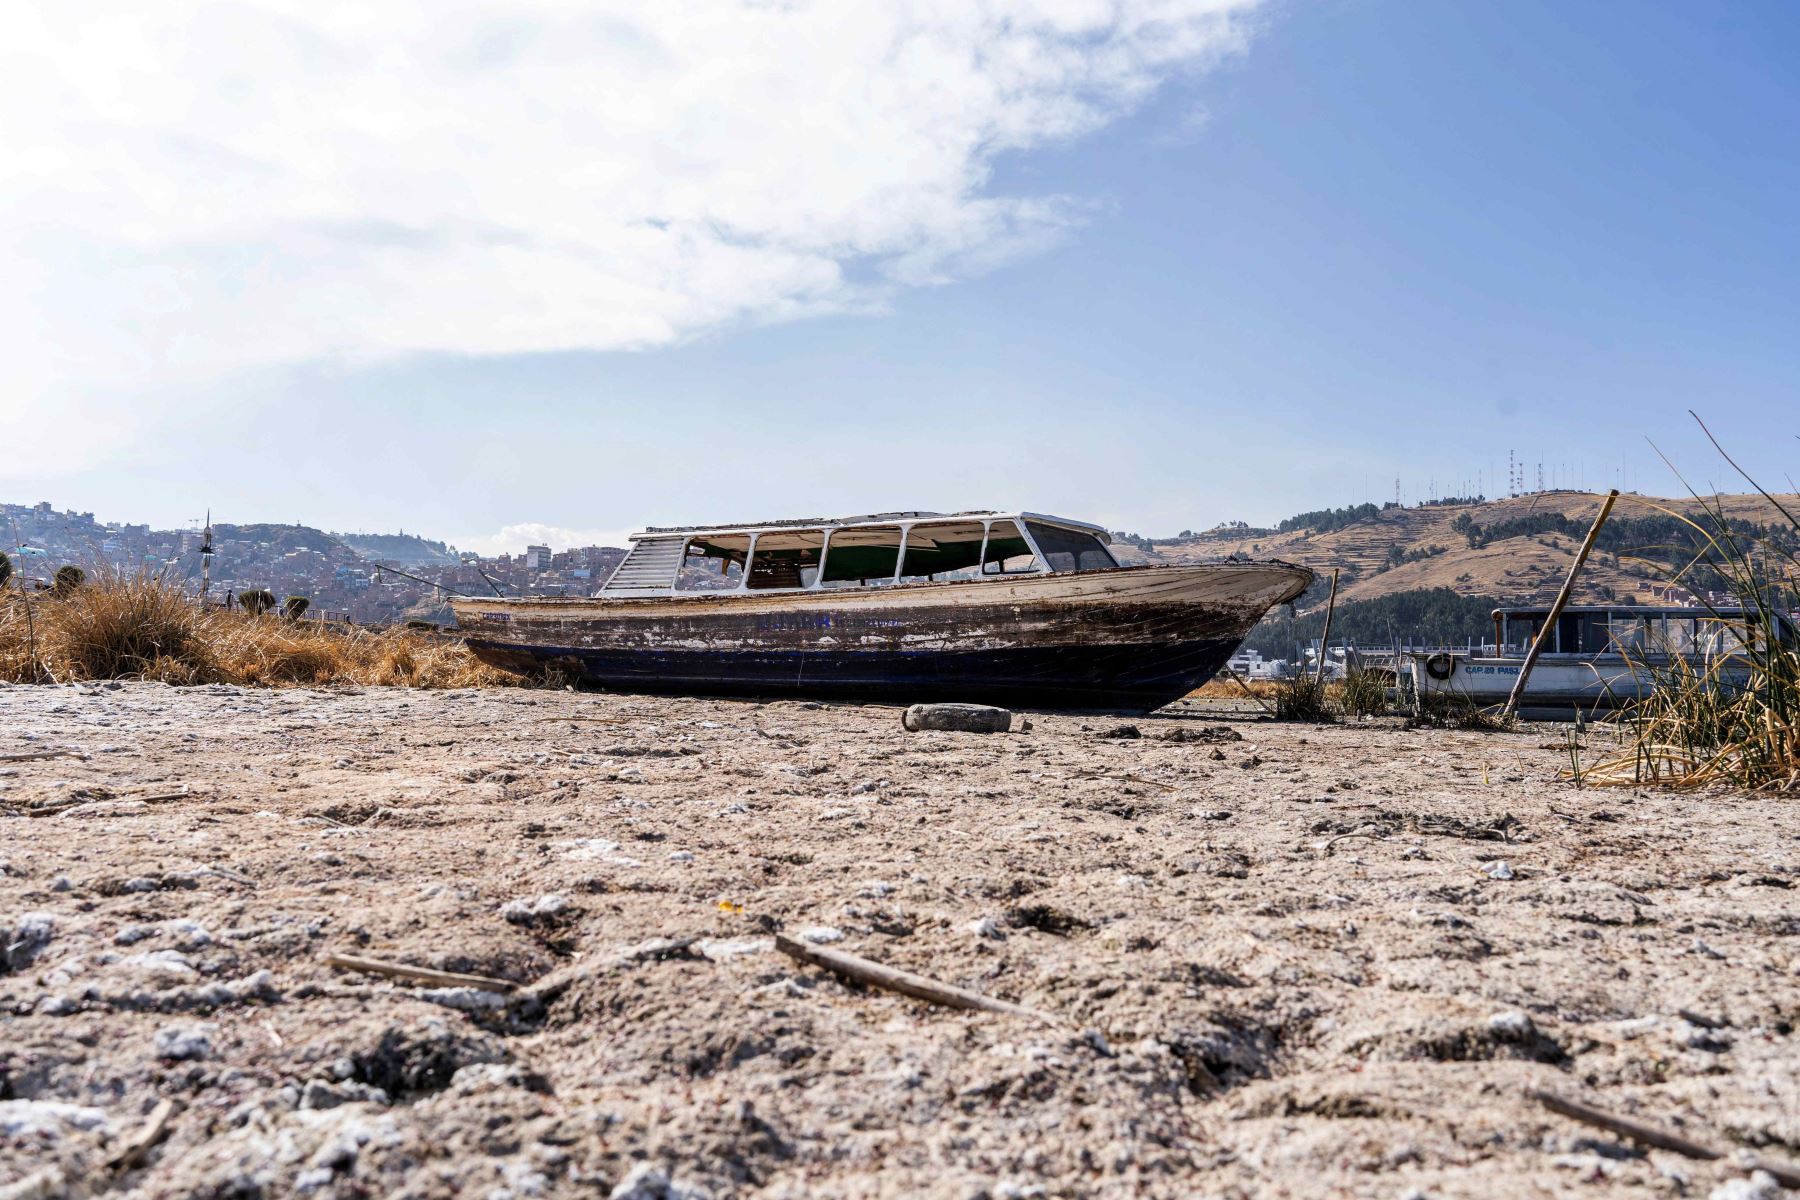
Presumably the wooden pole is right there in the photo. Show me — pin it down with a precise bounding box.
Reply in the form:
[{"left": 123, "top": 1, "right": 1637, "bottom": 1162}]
[
  {"left": 1501, "top": 489, "right": 1619, "bottom": 721},
  {"left": 1315, "top": 568, "right": 1340, "bottom": 685}
]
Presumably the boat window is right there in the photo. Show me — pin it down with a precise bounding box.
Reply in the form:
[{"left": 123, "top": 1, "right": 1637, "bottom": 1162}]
[
  {"left": 1652, "top": 615, "right": 1699, "bottom": 654},
  {"left": 1025, "top": 521, "right": 1116, "bottom": 573},
  {"left": 1606, "top": 613, "right": 1653, "bottom": 653},
  {"left": 675, "top": 534, "right": 748, "bottom": 591},
  {"left": 820, "top": 525, "right": 902, "bottom": 586},
  {"left": 1696, "top": 616, "right": 1757, "bottom": 657},
  {"left": 981, "top": 520, "right": 1039, "bottom": 575},
  {"left": 897, "top": 521, "right": 987, "bottom": 582},
  {"left": 745, "top": 529, "right": 824, "bottom": 590},
  {"left": 1572, "top": 613, "right": 1615, "bottom": 654},
  {"left": 1504, "top": 613, "right": 1545, "bottom": 654}
]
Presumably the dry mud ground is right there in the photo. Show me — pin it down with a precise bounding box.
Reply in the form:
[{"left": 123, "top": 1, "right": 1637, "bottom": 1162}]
[{"left": 2, "top": 683, "right": 1798, "bottom": 1200}]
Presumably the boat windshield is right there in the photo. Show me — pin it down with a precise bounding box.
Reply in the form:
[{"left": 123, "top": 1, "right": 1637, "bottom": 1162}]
[
  {"left": 1025, "top": 521, "right": 1116, "bottom": 573},
  {"left": 675, "top": 534, "right": 747, "bottom": 590},
  {"left": 745, "top": 529, "right": 824, "bottom": 590},
  {"left": 896, "top": 521, "right": 986, "bottom": 582},
  {"left": 820, "top": 525, "right": 903, "bottom": 586}
]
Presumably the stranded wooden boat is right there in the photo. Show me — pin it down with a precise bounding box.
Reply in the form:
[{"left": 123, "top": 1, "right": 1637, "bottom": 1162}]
[{"left": 451, "top": 511, "right": 1312, "bottom": 712}]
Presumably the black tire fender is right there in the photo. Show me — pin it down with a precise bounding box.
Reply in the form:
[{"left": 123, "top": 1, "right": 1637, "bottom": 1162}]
[{"left": 1425, "top": 653, "right": 1455, "bottom": 681}]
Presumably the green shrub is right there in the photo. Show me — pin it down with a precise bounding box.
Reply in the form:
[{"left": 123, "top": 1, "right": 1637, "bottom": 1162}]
[{"left": 239, "top": 589, "right": 277, "bottom": 616}]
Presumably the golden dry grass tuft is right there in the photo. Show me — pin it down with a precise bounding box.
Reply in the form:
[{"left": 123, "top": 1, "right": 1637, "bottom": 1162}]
[
  {"left": 1, "top": 572, "right": 524, "bottom": 689},
  {"left": 1581, "top": 431, "right": 1799, "bottom": 791}
]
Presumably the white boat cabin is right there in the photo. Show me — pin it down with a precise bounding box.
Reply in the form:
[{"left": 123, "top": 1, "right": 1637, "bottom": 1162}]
[
  {"left": 601, "top": 511, "right": 1117, "bottom": 597},
  {"left": 1493, "top": 605, "right": 1797, "bottom": 658}
]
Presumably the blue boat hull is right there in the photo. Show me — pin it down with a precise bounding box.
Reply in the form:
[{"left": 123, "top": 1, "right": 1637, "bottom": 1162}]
[{"left": 466, "top": 635, "right": 1243, "bottom": 712}]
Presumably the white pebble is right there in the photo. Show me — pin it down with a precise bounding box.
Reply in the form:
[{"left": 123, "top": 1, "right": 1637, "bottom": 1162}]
[{"left": 154, "top": 1022, "right": 214, "bottom": 1061}]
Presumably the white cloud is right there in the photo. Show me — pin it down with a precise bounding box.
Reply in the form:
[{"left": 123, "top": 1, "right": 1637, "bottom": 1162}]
[
  {"left": 452, "top": 522, "right": 635, "bottom": 557},
  {"left": 3, "top": 1, "right": 1260, "bottom": 473}
]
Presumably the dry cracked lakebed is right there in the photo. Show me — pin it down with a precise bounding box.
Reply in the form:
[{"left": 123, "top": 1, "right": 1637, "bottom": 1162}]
[{"left": 2, "top": 681, "right": 1798, "bottom": 1198}]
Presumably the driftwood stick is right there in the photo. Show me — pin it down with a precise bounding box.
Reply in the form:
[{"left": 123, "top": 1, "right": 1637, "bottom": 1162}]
[
  {"left": 1223, "top": 670, "right": 1275, "bottom": 716},
  {"left": 1531, "top": 1090, "right": 1800, "bottom": 1189},
  {"left": 325, "top": 953, "right": 516, "bottom": 993},
  {"left": 0, "top": 749, "right": 86, "bottom": 764},
  {"left": 1073, "top": 771, "right": 1176, "bottom": 792},
  {"left": 1502, "top": 490, "right": 1619, "bottom": 720},
  {"left": 774, "top": 933, "right": 1053, "bottom": 1022},
  {"left": 106, "top": 1097, "right": 179, "bottom": 1172},
  {"left": 1315, "top": 568, "right": 1340, "bottom": 686}
]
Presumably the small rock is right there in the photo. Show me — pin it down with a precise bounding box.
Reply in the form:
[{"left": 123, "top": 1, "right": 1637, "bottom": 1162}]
[
  {"left": 501, "top": 894, "right": 571, "bottom": 925},
  {"left": 798, "top": 926, "right": 844, "bottom": 944},
  {"left": 300, "top": 1079, "right": 390, "bottom": 1109},
  {"left": 418, "top": 987, "right": 508, "bottom": 1013},
  {"left": 1709, "top": 1171, "right": 1782, "bottom": 1200},
  {"left": 0, "top": 1100, "right": 111, "bottom": 1139},
  {"left": 966, "top": 916, "right": 1003, "bottom": 940},
  {"left": 668, "top": 851, "right": 695, "bottom": 863},
  {"left": 6, "top": 912, "right": 56, "bottom": 969},
  {"left": 1096, "top": 724, "right": 1140, "bottom": 740},
  {"left": 1483, "top": 861, "right": 1515, "bottom": 881},
  {"left": 154, "top": 1022, "right": 214, "bottom": 1061},
  {"left": 609, "top": 1164, "right": 670, "bottom": 1200},
  {"left": 901, "top": 703, "right": 1011, "bottom": 734},
  {"left": 1487, "top": 1010, "right": 1536, "bottom": 1040}
]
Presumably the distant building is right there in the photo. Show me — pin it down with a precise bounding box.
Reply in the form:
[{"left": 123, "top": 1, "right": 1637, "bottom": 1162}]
[{"left": 524, "top": 544, "right": 552, "bottom": 571}]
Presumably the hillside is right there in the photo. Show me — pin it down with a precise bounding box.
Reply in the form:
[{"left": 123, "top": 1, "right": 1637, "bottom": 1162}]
[
  {"left": 1112, "top": 490, "right": 1800, "bottom": 613},
  {"left": 336, "top": 531, "right": 459, "bottom": 567}
]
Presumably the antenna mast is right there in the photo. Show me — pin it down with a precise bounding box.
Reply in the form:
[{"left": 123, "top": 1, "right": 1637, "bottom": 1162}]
[{"left": 200, "top": 509, "right": 214, "bottom": 602}]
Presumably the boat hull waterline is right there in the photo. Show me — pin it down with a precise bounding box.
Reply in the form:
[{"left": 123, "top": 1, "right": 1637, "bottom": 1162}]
[{"left": 453, "top": 563, "right": 1312, "bottom": 712}]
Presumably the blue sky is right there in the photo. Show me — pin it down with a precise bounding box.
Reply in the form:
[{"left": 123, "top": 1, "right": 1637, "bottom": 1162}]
[{"left": 7, "top": 1, "right": 1798, "bottom": 551}]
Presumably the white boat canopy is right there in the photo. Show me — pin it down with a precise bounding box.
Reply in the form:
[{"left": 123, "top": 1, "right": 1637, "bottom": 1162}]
[{"left": 602, "top": 511, "right": 1116, "bottom": 596}]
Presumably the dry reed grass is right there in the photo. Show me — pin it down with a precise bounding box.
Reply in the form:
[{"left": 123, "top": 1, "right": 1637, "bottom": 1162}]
[
  {"left": 1, "top": 572, "right": 525, "bottom": 689},
  {"left": 1581, "top": 423, "right": 1799, "bottom": 791}
]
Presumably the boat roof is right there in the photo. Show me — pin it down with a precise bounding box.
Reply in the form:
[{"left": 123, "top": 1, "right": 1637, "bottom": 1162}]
[{"left": 633, "top": 511, "right": 1111, "bottom": 543}]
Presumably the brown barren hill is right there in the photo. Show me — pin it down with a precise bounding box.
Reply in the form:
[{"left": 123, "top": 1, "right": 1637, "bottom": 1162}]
[{"left": 1113, "top": 491, "right": 1800, "bottom": 611}]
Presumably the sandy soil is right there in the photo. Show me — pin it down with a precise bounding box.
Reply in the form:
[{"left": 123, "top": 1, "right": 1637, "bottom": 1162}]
[{"left": 2, "top": 681, "right": 1797, "bottom": 1199}]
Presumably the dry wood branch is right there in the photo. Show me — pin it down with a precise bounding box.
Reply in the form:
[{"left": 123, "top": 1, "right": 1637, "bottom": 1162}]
[
  {"left": 106, "top": 1097, "right": 179, "bottom": 1172},
  {"left": 324, "top": 952, "right": 516, "bottom": 993},
  {"left": 1531, "top": 1090, "right": 1800, "bottom": 1189},
  {"left": 1223, "top": 670, "right": 1275, "bottom": 716},
  {"left": 0, "top": 749, "right": 87, "bottom": 764},
  {"left": 774, "top": 933, "right": 1054, "bottom": 1022},
  {"left": 1072, "top": 770, "right": 1176, "bottom": 792}
]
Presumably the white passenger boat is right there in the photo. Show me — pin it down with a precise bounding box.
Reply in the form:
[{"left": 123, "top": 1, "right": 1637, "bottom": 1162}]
[{"left": 1407, "top": 604, "right": 1797, "bottom": 716}]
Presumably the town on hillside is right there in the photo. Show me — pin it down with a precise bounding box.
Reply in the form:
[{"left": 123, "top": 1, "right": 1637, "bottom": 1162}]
[{"left": 1, "top": 501, "right": 625, "bottom": 626}]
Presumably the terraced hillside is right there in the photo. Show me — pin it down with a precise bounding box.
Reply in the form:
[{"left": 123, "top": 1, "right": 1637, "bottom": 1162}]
[{"left": 1112, "top": 491, "right": 1800, "bottom": 612}]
